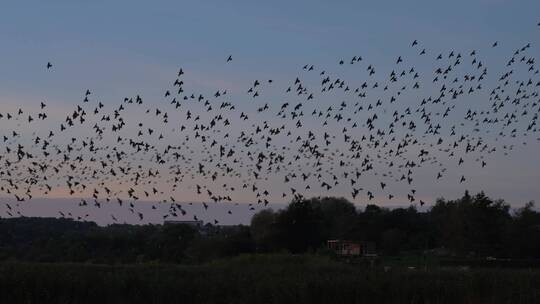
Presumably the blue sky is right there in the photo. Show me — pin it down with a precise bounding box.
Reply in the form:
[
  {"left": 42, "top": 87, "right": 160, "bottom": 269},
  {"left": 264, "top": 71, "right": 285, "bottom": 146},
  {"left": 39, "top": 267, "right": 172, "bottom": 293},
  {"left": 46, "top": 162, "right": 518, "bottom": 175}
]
[
  {"left": 0, "top": 0, "right": 536, "bottom": 112},
  {"left": 0, "top": 0, "right": 537, "bottom": 95},
  {"left": 0, "top": 0, "right": 539, "bottom": 223}
]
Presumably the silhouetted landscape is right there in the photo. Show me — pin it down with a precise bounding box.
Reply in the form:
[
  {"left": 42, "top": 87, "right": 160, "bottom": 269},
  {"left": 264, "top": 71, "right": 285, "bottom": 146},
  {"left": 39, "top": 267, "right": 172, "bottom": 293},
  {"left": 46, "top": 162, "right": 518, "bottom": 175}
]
[
  {"left": 3, "top": 192, "right": 540, "bottom": 262},
  {"left": 1, "top": 192, "right": 540, "bottom": 303}
]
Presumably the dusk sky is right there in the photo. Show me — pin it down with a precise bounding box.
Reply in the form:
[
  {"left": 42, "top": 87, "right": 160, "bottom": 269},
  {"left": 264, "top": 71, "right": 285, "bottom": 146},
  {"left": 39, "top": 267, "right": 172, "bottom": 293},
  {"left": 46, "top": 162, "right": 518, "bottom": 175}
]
[{"left": 0, "top": 0, "right": 539, "bottom": 224}]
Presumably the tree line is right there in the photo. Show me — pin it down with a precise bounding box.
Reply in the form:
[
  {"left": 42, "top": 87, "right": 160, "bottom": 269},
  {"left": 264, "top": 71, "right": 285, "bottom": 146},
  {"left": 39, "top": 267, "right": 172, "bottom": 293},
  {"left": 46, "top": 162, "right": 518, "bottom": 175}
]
[
  {"left": 251, "top": 191, "right": 540, "bottom": 258},
  {"left": 0, "top": 191, "right": 539, "bottom": 263}
]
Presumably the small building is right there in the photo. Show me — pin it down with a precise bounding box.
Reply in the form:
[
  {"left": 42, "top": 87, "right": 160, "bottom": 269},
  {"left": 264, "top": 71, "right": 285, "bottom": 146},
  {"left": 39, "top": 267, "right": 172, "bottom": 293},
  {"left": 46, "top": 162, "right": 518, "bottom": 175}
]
[
  {"left": 327, "top": 240, "right": 374, "bottom": 256},
  {"left": 163, "top": 220, "right": 203, "bottom": 228}
]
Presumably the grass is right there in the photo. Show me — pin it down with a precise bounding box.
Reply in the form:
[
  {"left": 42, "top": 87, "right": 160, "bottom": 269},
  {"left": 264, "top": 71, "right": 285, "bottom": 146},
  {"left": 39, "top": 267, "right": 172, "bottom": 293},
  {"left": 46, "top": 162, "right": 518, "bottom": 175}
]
[{"left": 0, "top": 254, "right": 539, "bottom": 304}]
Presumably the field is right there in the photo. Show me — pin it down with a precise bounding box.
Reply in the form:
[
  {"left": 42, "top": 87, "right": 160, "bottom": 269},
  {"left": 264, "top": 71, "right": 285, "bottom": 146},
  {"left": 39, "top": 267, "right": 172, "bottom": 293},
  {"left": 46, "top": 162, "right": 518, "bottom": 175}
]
[{"left": 1, "top": 254, "right": 539, "bottom": 304}]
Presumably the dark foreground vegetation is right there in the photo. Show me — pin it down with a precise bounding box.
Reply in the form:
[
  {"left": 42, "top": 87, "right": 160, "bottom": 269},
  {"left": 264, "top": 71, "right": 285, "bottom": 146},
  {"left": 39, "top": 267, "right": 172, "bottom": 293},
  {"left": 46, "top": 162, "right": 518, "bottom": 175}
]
[
  {"left": 1, "top": 255, "right": 539, "bottom": 304},
  {"left": 1, "top": 191, "right": 540, "bottom": 303}
]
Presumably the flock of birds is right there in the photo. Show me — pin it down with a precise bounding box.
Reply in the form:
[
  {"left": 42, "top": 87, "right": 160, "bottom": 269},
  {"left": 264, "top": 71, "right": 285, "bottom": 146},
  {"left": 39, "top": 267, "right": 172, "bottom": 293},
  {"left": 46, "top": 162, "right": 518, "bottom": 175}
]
[{"left": 1, "top": 25, "right": 540, "bottom": 224}]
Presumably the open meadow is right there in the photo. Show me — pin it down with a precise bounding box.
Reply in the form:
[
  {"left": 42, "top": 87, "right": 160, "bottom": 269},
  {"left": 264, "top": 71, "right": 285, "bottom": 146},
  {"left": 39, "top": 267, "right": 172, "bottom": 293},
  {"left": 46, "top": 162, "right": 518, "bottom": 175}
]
[{"left": 1, "top": 255, "right": 539, "bottom": 304}]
